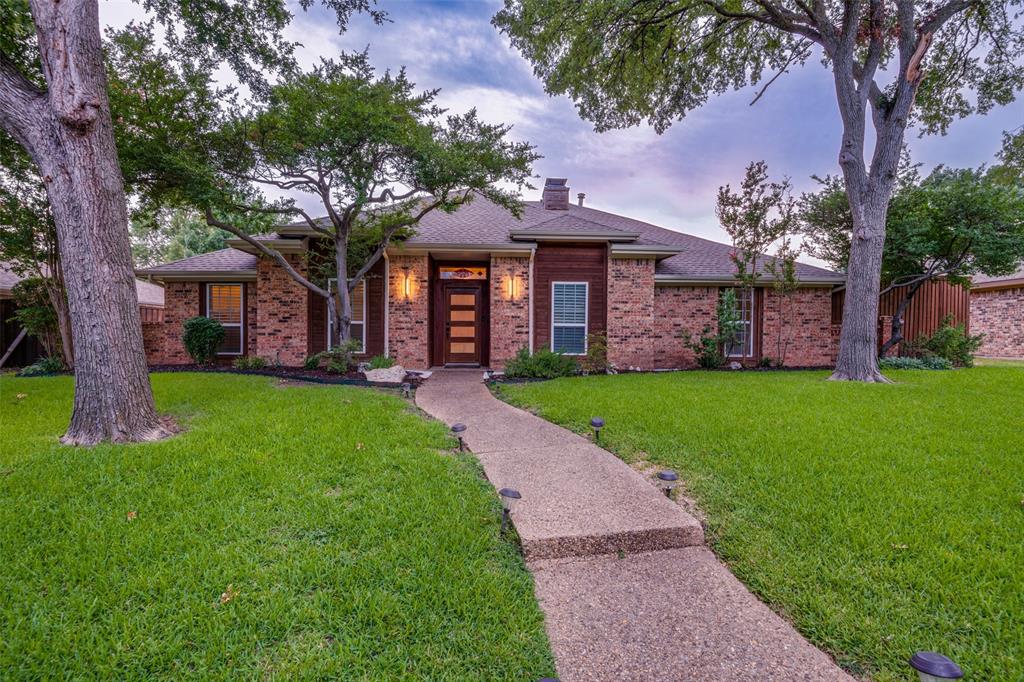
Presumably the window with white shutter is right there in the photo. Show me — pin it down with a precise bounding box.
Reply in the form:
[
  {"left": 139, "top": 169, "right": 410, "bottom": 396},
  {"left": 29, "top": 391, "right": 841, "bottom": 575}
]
[{"left": 551, "top": 282, "right": 588, "bottom": 355}]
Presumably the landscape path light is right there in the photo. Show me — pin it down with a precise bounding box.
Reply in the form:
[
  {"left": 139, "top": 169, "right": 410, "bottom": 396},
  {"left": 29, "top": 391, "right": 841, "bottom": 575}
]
[
  {"left": 909, "top": 652, "right": 963, "bottom": 682},
  {"left": 400, "top": 382, "right": 411, "bottom": 398},
  {"left": 498, "top": 487, "right": 522, "bottom": 532},
  {"left": 451, "top": 423, "right": 467, "bottom": 451},
  {"left": 590, "top": 417, "right": 605, "bottom": 443},
  {"left": 657, "top": 470, "right": 679, "bottom": 498}
]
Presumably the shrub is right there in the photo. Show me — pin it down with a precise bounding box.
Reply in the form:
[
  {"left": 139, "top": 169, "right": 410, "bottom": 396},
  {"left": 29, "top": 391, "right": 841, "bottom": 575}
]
[
  {"left": 232, "top": 356, "right": 267, "bottom": 370},
  {"left": 682, "top": 289, "right": 743, "bottom": 369},
  {"left": 307, "top": 340, "right": 362, "bottom": 374},
  {"left": 503, "top": 347, "right": 578, "bottom": 379},
  {"left": 907, "top": 315, "right": 984, "bottom": 368},
  {"left": 368, "top": 354, "right": 395, "bottom": 370},
  {"left": 182, "top": 316, "right": 224, "bottom": 365},
  {"left": 17, "top": 356, "right": 65, "bottom": 377},
  {"left": 579, "top": 333, "right": 609, "bottom": 374},
  {"left": 880, "top": 356, "right": 953, "bottom": 370}
]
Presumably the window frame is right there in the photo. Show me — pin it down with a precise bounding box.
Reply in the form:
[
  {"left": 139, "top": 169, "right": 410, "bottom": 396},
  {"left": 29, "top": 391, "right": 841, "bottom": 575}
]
[
  {"left": 550, "top": 280, "right": 589, "bottom": 356},
  {"left": 724, "top": 286, "right": 756, "bottom": 358},
  {"left": 327, "top": 278, "right": 367, "bottom": 354},
  {"left": 205, "top": 283, "right": 245, "bottom": 356}
]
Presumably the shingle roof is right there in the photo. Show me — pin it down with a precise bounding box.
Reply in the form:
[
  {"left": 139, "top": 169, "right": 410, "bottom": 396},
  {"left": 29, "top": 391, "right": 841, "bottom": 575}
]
[
  {"left": 138, "top": 248, "right": 257, "bottom": 274},
  {"left": 2, "top": 260, "right": 166, "bottom": 305},
  {"left": 143, "top": 192, "right": 844, "bottom": 284},
  {"left": 973, "top": 265, "right": 1024, "bottom": 285}
]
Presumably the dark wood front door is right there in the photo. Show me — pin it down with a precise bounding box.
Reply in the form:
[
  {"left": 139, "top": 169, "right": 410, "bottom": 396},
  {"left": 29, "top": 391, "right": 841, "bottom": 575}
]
[{"left": 443, "top": 284, "right": 483, "bottom": 365}]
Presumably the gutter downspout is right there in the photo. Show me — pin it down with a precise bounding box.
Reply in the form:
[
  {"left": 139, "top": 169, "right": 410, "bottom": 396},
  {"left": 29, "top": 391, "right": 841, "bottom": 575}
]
[
  {"left": 383, "top": 252, "right": 390, "bottom": 358},
  {"left": 528, "top": 249, "right": 535, "bottom": 354}
]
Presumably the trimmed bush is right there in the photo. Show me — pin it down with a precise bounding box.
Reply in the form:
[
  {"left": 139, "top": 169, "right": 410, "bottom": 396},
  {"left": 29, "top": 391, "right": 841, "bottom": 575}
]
[
  {"left": 306, "top": 340, "right": 362, "bottom": 374},
  {"left": 579, "top": 333, "right": 609, "bottom": 374},
  {"left": 908, "top": 315, "right": 984, "bottom": 368},
  {"left": 182, "top": 316, "right": 225, "bottom": 365},
  {"left": 503, "top": 347, "right": 578, "bottom": 379}
]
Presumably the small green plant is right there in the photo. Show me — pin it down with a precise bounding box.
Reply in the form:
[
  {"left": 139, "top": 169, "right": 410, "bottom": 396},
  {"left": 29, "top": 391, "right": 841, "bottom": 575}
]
[
  {"left": 880, "top": 356, "right": 954, "bottom": 370},
  {"left": 906, "top": 315, "right": 984, "bottom": 368},
  {"left": 368, "top": 354, "right": 395, "bottom": 370},
  {"left": 579, "top": 333, "right": 609, "bottom": 374},
  {"left": 306, "top": 339, "right": 362, "bottom": 374},
  {"left": 503, "top": 347, "right": 578, "bottom": 379},
  {"left": 182, "top": 316, "right": 225, "bottom": 365},
  {"left": 17, "top": 355, "right": 65, "bottom": 377},
  {"left": 232, "top": 356, "right": 267, "bottom": 370},
  {"left": 682, "top": 289, "right": 743, "bottom": 369}
]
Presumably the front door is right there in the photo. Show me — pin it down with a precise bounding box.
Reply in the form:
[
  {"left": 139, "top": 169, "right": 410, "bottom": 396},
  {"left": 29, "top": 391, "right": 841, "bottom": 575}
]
[{"left": 444, "top": 285, "right": 482, "bottom": 365}]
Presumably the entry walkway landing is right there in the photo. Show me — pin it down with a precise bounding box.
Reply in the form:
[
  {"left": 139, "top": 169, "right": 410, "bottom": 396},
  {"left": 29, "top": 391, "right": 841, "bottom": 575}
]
[{"left": 416, "top": 370, "right": 852, "bottom": 681}]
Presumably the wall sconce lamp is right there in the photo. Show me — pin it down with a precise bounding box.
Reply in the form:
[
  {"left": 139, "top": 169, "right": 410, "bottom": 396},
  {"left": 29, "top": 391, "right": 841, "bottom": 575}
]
[
  {"left": 505, "top": 275, "right": 521, "bottom": 301},
  {"left": 401, "top": 267, "right": 412, "bottom": 300}
]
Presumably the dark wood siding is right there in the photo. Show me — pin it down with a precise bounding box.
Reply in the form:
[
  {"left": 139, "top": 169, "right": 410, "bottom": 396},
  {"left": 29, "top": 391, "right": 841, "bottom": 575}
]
[
  {"left": 832, "top": 279, "right": 970, "bottom": 348},
  {"left": 533, "top": 243, "right": 607, "bottom": 352},
  {"left": 307, "top": 258, "right": 386, "bottom": 358},
  {"left": 0, "top": 299, "right": 46, "bottom": 367}
]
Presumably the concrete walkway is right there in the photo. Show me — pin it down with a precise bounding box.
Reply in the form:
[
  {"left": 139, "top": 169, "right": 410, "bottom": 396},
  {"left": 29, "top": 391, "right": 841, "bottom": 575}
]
[{"left": 416, "top": 370, "right": 852, "bottom": 682}]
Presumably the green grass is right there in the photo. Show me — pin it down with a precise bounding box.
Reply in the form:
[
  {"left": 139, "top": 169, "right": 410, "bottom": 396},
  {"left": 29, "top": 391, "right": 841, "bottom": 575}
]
[
  {"left": 497, "top": 367, "right": 1024, "bottom": 681},
  {"left": 0, "top": 373, "right": 554, "bottom": 680}
]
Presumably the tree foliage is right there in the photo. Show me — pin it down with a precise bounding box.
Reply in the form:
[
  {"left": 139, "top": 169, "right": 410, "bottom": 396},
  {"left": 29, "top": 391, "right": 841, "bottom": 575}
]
[
  {"left": 496, "top": 0, "right": 1024, "bottom": 381},
  {"left": 108, "top": 29, "right": 539, "bottom": 346}
]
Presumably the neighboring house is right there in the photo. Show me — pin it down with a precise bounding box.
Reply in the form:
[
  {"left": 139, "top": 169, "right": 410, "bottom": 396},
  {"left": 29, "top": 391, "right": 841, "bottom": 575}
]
[
  {"left": 970, "top": 266, "right": 1024, "bottom": 358},
  {"left": 0, "top": 261, "right": 166, "bottom": 367},
  {"left": 137, "top": 178, "right": 845, "bottom": 370}
]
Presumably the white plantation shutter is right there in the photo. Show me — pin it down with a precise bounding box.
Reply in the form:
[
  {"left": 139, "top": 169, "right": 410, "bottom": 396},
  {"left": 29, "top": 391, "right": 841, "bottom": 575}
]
[{"left": 551, "top": 282, "right": 588, "bottom": 354}]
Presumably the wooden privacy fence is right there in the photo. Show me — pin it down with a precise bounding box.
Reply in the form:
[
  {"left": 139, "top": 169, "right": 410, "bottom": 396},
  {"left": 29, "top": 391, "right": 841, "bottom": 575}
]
[
  {"left": 831, "top": 279, "right": 970, "bottom": 352},
  {"left": 139, "top": 305, "right": 165, "bottom": 324}
]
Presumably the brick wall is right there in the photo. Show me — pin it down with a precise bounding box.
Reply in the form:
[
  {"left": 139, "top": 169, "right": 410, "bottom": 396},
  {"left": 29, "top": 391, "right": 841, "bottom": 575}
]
[
  {"left": 256, "top": 255, "right": 308, "bottom": 366},
  {"left": 607, "top": 258, "right": 655, "bottom": 369},
  {"left": 489, "top": 256, "right": 531, "bottom": 368},
  {"left": 387, "top": 255, "right": 430, "bottom": 368},
  {"left": 971, "top": 287, "right": 1024, "bottom": 358},
  {"left": 652, "top": 286, "right": 719, "bottom": 368},
  {"left": 651, "top": 285, "right": 835, "bottom": 369},
  {"left": 159, "top": 281, "right": 200, "bottom": 364},
  {"left": 141, "top": 320, "right": 165, "bottom": 364},
  {"left": 761, "top": 287, "right": 835, "bottom": 367}
]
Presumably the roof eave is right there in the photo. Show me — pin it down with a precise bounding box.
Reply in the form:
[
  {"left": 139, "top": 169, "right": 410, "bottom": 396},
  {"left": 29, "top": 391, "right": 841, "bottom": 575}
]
[
  {"left": 136, "top": 269, "right": 258, "bottom": 282},
  {"left": 610, "top": 244, "right": 683, "bottom": 259},
  {"left": 971, "top": 277, "right": 1024, "bottom": 292},
  {"left": 509, "top": 229, "right": 639, "bottom": 243},
  {"left": 654, "top": 274, "right": 844, "bottom": 287},
  {"left": 388, "top": 242, "right": 537, "bottom": 257},
  {"left": 225, "top": 238, "right": 307, "bottom": 254}
]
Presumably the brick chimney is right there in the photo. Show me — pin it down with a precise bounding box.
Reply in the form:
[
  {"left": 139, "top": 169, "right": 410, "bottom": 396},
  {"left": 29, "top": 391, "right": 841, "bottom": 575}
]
[{"left": 541, "top": 178, "right": 570, "bottom": 210}]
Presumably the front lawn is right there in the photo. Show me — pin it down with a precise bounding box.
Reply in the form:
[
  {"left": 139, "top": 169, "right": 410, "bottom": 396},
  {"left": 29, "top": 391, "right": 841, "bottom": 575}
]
[
  {"left": 497, "top": 367, "right": 1024, "bottom": 681},
  {"left": 0, "top": 373, "right": 554, "bottom": 679}
]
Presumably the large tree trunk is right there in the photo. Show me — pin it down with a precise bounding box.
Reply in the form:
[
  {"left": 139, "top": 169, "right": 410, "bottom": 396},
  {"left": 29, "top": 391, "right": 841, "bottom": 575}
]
[{"left": 0, "top": 0, "right": 166, "bottom": 444}]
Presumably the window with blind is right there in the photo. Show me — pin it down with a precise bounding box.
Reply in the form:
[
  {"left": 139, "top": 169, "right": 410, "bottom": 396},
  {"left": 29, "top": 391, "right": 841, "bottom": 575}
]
[
  {"left": 724, "top": 287, "right": 755, "bottom": 357},
  {"left": 551, "top": 281, "right": 588, "bottom": 355},
  {"left": 206, "top": 284, "right": 244, "bottom": 355},
  {"left": 327, "top": 279, "right": 366, "bottom": 353}
]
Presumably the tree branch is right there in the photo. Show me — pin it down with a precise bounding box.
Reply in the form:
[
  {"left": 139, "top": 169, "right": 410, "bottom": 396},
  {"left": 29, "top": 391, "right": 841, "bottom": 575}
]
[
  {"left": 0, "top": 53, "right": 47, "bottom": 153},
  {"left": 204, "top": 208, "right": 329, "bottom": 299}
]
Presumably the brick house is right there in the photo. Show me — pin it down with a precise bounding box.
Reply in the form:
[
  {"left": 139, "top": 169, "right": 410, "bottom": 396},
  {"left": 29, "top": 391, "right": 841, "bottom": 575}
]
[
  {"left": 137, "top": 179, "right": 845, "bottom": 370},
  {"left": 970, "top": 267, "right": 1024, "bottom": 359}
]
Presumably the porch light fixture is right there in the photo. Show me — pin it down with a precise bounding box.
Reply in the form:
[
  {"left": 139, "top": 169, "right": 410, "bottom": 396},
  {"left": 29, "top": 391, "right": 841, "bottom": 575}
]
[
  {"left": 590, "top": 417, "right": 605, "bottom": 443},
  {"left": 401, "top": 267, "right": 412, "bottom": 300},
  {"left": 498, "top": 487, "right": 522, "bottom": 532},
  {"left": 909, "top": 652, "right": 964, "bottom": 681},
  {"left": 504, "top": 274, "right": 521, "bottom": 301},
  {"left": 656, "top": 470, "right": 679, "bottom": 498},
  {"left": 451, "top": 423, "right": 467, "bottom": 451}
]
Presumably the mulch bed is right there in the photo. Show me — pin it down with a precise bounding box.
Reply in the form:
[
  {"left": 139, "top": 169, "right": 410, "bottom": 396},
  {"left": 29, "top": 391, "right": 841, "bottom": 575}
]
[{"left": 148, "top": 364, "right": 423, "bottom": 388}]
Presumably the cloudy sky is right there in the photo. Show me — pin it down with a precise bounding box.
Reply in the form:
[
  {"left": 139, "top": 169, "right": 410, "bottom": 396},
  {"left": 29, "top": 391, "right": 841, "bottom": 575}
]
[{"left": 103, "top": 0, "right": 1020, "bottom": 266}]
